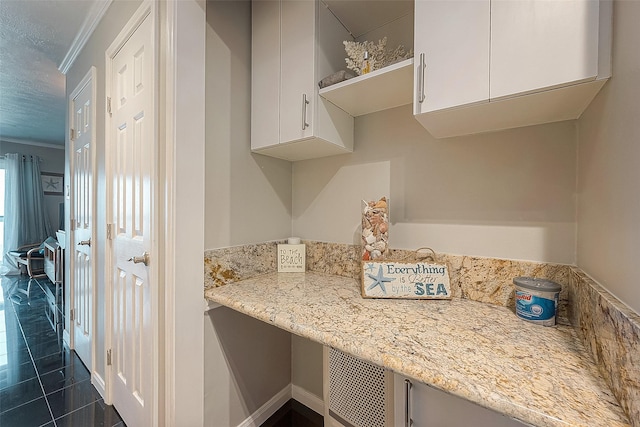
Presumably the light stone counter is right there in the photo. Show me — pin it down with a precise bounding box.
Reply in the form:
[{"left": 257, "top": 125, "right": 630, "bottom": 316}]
[{"left": 205, "top": 271, "right": 630, "bottom": 427}]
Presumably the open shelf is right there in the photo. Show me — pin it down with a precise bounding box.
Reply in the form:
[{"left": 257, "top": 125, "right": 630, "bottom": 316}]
[{"left": 319, "top": 58, "right": 414, "bottom": 117}]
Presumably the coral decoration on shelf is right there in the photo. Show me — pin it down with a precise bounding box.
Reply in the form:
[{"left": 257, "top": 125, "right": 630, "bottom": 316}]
[{"left": 344, "top": 37, "right": 413, "bottom": 76}]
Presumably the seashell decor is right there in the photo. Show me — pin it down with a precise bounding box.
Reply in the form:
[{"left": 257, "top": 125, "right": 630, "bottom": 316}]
[
  {"left": 362, "top": 197, "right": 389, "bottom": 260},
  {"left": 344, "top": 37, "right": 413, "bottom": 76}
]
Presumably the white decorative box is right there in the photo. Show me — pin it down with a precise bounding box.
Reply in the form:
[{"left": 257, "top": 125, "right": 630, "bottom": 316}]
[{"left": 277, "top": 243, "right": 306, "bottom": 273}]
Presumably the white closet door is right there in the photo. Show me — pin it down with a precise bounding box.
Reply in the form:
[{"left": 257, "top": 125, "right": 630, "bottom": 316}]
[
  {"left": 70, "top": 67, "right": 96, "bottom": 373},
  {"left": 107, "top": 6, "right": 156, "bottom": 426}
]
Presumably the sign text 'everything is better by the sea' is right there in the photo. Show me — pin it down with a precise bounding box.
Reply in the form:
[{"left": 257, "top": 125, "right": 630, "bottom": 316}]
[{"left": 361, "top": 261, "right": 451, "bottom": 299}]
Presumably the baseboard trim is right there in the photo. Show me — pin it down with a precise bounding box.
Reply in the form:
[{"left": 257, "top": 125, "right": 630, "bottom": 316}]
[
  {"left": 92, "top": 372, "right": 107, "bottom": 400},
  {"left": 237, "top": 385, "right": 291, "bottom": 427},
  {"left": 291, "top": 384, "right": 324, "bottom": 416},
  {"left": 63, "top": 329, "right": 71, "bottom": 347},
  {"left": 236, "top": 384, "right": 325, "bottom": 427}
]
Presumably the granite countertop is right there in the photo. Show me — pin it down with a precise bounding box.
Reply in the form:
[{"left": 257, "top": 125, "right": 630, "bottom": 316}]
[{"left": 204, "top": 271, "right": 629, "bottom": 427}]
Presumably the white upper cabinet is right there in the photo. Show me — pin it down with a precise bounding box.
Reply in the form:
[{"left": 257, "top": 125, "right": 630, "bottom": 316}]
[
  {"left": 414, "top": 0, "right": 612, "bottom": 138},
  {"left": 251, "top": 0, "right": 354, "bottom": 162},
  {"left": 413, "top": 0, "right": 490, "bottom": 114},
  {"left": 251, "top": 0, "right": 280, "bottom": 151},
  {"left": 279, "top": 0, "right": 315, "bottom": 145},
  {"left": 490, "top": 0, "right": 600, "bottom": 99}
]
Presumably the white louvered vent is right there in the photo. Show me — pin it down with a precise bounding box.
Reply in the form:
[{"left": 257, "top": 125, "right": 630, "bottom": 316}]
[{"left": 328, "top": 348, "right": 388, "bottom": 427}]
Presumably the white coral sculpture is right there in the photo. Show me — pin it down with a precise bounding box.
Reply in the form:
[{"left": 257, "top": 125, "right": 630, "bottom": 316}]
[{"left": 343, "top": 37, "right": 413, "bottom": 75}]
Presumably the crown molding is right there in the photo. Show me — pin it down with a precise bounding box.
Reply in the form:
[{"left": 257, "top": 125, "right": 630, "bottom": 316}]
[
  {"left": 0, "top": 137, "right": 65, "bottom": 150},
  {"left": 59, "top": 0, "right": 113, "bottom": 74}
]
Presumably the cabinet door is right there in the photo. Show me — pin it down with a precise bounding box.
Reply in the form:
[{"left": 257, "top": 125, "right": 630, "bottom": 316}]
[
  {"left": 414, "top": 0, "right": 490, "bottom": 114},
  {"left": 280, "top": 0, "right": 315, "bottom": 144},
  {"left": 490, "top": 0, "right": 600, "bottom": 100},
  {"left": 251, "top": 0, "right": 281, "bottom": 150},
  {"left": 394, "top": 375, "right": 527, "bottom": 426}
]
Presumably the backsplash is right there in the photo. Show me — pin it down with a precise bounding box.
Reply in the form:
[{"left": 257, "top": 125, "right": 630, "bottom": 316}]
[
  {"left": 204, "top": 241, "right": 283, "bottom": 289},
  {"left": 206, "top": 241, "right": 570, "bottom": 317},
  {"left": 204, "top": 240, "right": 639, "bottom": 426},
  {"left": 566, "top": 269, "right": 640, "bottom": 426}
]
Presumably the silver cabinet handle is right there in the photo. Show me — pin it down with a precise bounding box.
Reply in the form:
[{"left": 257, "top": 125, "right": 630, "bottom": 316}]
[
  {"left": 302, "top": 93, "right": 310, "bottom": 130},
  {"left": 128, "top": 252, "right": 149, "bottom": 266},
  {"left": 78, "top": 239, "right": 91, "bottom": 247},
  {"left": 418, "top": 53, "right": 426, "bottom": 104},
  {"left": 405, "top": 379, "right": 413, "bottom": 427}
]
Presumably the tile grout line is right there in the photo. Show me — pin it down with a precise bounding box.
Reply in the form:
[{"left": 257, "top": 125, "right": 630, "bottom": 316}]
[
  {"left": 50, "top": 395, "right": 102, "bottom": 424},
  {"left": 4, "top": 276, "right": 121, "bottom": 426},
  {"left": 11, "top": 282, "right": 58, "bottom": 427}
]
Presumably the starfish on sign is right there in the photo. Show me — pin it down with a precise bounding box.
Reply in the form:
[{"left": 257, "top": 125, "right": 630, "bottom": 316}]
[
  {"left": 44, "top": 178, "right": 59, "bottom": 190},
  {"left": 365, "top": 262, "right": 375, "bottom": 273},
  {"left": 366, "top": 266, "right": 395, "bottom": 295}
]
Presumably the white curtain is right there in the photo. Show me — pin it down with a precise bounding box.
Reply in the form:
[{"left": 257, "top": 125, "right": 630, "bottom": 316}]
[{"left": 2, "top": 154, "right": 53, "bottom": 274}]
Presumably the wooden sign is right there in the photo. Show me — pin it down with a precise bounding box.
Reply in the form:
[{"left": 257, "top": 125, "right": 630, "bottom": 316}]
[
  {"left": 278, "top": 244, "right": 306, "bottom": 272},
  {"left": 361, "top": 260, "right": 451, "bottom": 299}
]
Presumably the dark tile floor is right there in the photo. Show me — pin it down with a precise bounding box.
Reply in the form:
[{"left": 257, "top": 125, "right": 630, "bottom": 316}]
[
  {"left": 1, "top": 275, "right": 125, "bottom": 427},
  {"left": 260, "top": 399, "right": 323, "bottom": 427}
]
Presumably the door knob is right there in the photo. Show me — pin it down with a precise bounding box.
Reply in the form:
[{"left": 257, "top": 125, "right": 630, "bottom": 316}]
[
  {"left": 128, "top": 252, "right": 149, "bottom": 266},
  {"left": 78, "top": 239, "right": 91, "bottom": 247}
]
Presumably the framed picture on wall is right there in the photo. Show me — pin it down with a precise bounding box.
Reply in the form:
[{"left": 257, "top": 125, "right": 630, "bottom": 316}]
[{"left": 41, "top": 172, "right": 64, "bottom": 196}]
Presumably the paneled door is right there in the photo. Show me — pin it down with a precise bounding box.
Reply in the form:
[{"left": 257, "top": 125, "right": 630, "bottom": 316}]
[
  {"left": 69, "top": 67, "right": 96, "bottom": 372},
  {"left": 106, "top": 2, "right": 156, "bottom": 426}
]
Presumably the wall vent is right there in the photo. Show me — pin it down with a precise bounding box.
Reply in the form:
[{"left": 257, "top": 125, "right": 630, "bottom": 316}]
[{"left": 327, "top": 347, "right": 392, "bottom": 427}]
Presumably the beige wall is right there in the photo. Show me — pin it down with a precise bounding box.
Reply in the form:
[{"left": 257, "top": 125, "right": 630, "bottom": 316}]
[
  {"left": 65, "top": 0, "right": 142, "bottom": 386},
  {"left": 205, "top": 307, "right": 291, "bottom": 426},
  {"left": 204, "top": 2, "right": 293, "bottom": 424},
  {"left": 577, "top": 0, "right": 640, "bottom": 314},
  {"left": 292, "top": 335, "right": 324, "bottom": 398},
  {"left": 204, "top": 0, "right": 291, "bottom": 249},
  {"left": 293, "top": 106, "right": 578, "bottom": 264}
]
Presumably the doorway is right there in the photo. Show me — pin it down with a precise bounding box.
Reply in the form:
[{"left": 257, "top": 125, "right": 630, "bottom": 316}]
[
  {"left": 105, "top": 2, "right": 158, "bottom": 425},
  {"left": 68, "top": 66, "right": 97, "bottom": 374}
]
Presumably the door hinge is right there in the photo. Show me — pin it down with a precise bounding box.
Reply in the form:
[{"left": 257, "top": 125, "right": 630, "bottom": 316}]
[
  {"left": 70, "top": 220, "right": 76, "bottom": 232},
  {"left": 70, "top": 128, "right": 75, "bottom": 140},
  {"left": 107, "top": 349, "right": 112, "bottom": 366},
  {"left": 107, "top": 97, "right": 112, "bottom": 116},
  {"left": 70, "top": 308, "right": 75, "bottom": 322},
  {"left": 107, "top": 223, "right": 114, "bottom": 240}
]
